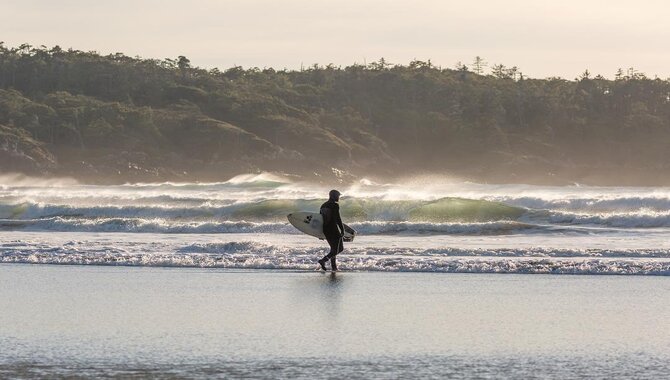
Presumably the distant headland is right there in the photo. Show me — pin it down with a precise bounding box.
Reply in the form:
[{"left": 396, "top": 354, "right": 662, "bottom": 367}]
[{"left": 2, "top": 43, "right": 669, "bottom": 185}]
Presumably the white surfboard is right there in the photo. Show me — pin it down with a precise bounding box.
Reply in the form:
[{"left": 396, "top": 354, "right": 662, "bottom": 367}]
[{"left": 287, "top": 212, "right": 356, "bottom": 242}]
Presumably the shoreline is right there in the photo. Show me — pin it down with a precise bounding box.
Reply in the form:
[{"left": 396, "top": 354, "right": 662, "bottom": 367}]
[{"left": 3, "top": 261, "right": 670, "bottom": 277}]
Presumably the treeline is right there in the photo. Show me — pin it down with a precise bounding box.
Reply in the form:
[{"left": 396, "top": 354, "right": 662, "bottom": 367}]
[{"left": 2, "top": 43, "right": 670, "bottom": 184}]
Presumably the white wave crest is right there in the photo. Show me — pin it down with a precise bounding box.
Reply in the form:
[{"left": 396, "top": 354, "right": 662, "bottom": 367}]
[
  {"left": 547, "top": 210, "right": 670, "bottom": 228},
  {"left": 502, "top": 195, "right": 670, "bottom": 213},
  {"left": 1, "top": 217, "right": 549, "bottom": 235},
  {"left": 3, "top": 245, "right": 670, "bottom": 275}
]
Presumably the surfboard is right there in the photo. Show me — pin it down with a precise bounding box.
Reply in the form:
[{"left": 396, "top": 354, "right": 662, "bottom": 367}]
[{"left": 287, "top": 212, "right": 356, "bottom": 242}]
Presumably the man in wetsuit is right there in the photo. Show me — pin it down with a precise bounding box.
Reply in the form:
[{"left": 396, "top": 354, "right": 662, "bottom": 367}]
[{"left": 318, "top": 189, "right": 344, "bottom": 271}]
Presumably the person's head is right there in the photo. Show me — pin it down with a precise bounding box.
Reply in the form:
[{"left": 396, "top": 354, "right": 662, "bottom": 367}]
[{"left": 329, "top": 189, "right": 341, "bottom": 202}]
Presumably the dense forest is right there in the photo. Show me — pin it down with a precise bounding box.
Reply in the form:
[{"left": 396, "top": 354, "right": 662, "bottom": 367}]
[{"left": 2, "top": 43, "right": 670, "bottom": 184}]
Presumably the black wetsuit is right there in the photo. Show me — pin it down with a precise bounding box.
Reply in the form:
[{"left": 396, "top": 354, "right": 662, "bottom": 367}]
[{"left": 320, "top": 199, "right": 344, "bottom": 270}]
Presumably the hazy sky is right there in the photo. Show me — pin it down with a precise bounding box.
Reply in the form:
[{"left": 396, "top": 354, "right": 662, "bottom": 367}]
[{"left": 2, "top": 0, "right": 669, "bottom": 79}]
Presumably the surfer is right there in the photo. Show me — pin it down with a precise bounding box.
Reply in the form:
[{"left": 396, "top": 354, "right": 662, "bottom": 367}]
[{"left": 318, "top": 189, "right": 344, "bottom": 271}]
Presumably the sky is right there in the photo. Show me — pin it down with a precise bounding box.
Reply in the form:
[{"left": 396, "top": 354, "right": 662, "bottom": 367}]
[{"left": 1, "top": 0, "right": 669, "bottom": 79}]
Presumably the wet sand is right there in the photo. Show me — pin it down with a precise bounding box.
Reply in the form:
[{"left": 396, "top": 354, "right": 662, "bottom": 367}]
[{"left": 1, "top": 264, "right": 669, "bottom": 378}]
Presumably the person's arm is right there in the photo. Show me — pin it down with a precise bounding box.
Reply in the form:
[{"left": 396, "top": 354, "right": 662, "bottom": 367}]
[{"left": 335, "top": 205, "right": 344, "bottom": 236}]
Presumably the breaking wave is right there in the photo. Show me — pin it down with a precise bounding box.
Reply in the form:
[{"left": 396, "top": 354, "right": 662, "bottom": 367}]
[
  {"left": 0, "top": 218, "right": 543, "bottom": 235},
  {"left": 546, "top": 210, "right": 670, "bottom": 228},
  {"left": 0, "top": 197, "right": 525, "bottom": 222},
  {"left": 4, "top": 174, "right": 670, "bottom": 235}
]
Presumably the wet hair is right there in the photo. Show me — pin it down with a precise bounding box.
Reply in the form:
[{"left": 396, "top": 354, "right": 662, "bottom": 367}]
[{"left": 329, "top": 189, "right": 341, "bottom": 200}]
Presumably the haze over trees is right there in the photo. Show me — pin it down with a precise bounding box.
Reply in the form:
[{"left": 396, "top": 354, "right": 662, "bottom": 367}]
[{"left": 1, "top": 43, "right": 670, "bottom": 184}]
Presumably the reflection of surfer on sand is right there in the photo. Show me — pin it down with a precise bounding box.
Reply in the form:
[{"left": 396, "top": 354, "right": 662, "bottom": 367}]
[{"left": 318, "top": 190, "right": 344, "bottom": 271}]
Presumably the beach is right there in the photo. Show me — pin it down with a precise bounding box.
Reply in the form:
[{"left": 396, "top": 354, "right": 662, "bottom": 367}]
[{"left": 2, "top": 264, "right": 669, "bottom": 378}]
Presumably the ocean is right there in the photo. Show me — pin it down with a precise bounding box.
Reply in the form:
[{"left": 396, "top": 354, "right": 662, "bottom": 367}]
[
  {"left": 2, "top": 173, "right": 670, "bottom": 275},
  {"left": 2, "top": 173, "right": 670, "bottom": 378}
]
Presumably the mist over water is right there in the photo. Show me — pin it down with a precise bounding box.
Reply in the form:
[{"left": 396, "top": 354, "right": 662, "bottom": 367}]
[{"left": 2, "top": 173, "right": 670, "bottom": 274}]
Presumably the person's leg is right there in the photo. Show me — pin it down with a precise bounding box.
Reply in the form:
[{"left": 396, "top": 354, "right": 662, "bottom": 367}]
[
  {"left": 318, "top": 235, "right": 339, "bottom": 270},
  {"left": 330, "top": 256, "right": 337, "bottom": 271},
  {"left": 318, "top": 256, "right": 328, "bottom": 271},
  {"left": 329, "top": 237, "right": 343, "bottom": 271}
]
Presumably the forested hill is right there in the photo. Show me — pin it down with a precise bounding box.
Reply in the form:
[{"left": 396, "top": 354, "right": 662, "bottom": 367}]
[{"left": 2, "top": 43, "right": 670, "bottom": 185}]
